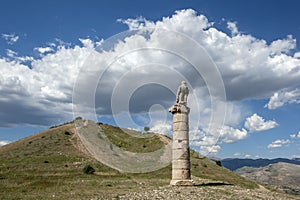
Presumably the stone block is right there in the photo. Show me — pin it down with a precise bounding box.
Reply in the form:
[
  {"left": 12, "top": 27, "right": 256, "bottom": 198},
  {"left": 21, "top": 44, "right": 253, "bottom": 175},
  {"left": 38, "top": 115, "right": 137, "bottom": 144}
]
[
  {"left": 172, "top": 159, "right": 190, "bottom": 169},
  {"left": 173, "top": 122, "right": 188, "bottom": 131},
  {"left": 173, "top": 113, "right": 188, "bottom": 122},
  {"left": 172, "top": 169, "right": 191, "bottom": 180},
  {"left": 172, "top": 139, "right": 188, "bottom": 149},
  {"left": 172, "top": 148, "right": 190, "bottom": 160},
  {"left": 173, "top": 130, "right": 188, "bottom": 140},
  {"left": 170, "top": 179, "right": 194, "bottom": 186}
]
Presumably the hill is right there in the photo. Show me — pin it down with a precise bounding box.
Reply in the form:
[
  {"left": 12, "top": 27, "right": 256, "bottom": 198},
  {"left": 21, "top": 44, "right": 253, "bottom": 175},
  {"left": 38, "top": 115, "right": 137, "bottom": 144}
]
[
  {"left": 222, "top": 158, "right": 300, "bottom": 171},
  {"left": 235, "top": 162, "right": 300, "bottom": 195},
  {"left": 0, "top": 119, "right": 298, "bottom": 199}
]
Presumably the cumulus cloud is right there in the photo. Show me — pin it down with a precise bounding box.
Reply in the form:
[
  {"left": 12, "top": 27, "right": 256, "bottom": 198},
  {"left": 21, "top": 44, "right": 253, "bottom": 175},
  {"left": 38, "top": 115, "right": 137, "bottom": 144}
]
[
  {"left": 1, "top": 9, "right": 300, "bottom": 156},
  {"left": 0, "top": 43, "right": 94, "bottom": 126},
  {"left": 0, "top": 140, "right": 10, "bottom": 146},
  {"left": 244, "top": 113, "right": 278, "bottom": 132},
  {"left": 5, "top": 49, "right": 34, "bottom": 63},
  {"left": 265, "top": 88, "right": 300, "bottom": 109},
  {"left": 234, "top": 152, "right": 241, "bottom": 156},
  {"left": 190, "top": 125, "right": 247, "bottom": 155},
  {"left": 79, "top": 38, "right": 95, "bottom": 48},
  {"left": 117, "top": 16, "right": 155, "bottom": 30},
  {"left": 6, "top": 49, "right": 17, "bottom": 57},
  {"left": 150, "top": 122, "right": 172, "bottom": 136},
  {"left": 115, "top": 9, "right": 300, "bottom": 103},
  {"left": 290, "top": 131, "right": 300, "bottom": 139},
  {"left": 2, "top": 33, "right": 19, "bottom": 44},
  {"left": 35, "top": 47, "right": 54, "bottom": 54},
  {"left": 219, "top": 125, "right": 248, "bottom": 143},
  {"left": 227, "top": 21, "right": 239, "bottom": 36},
  {"left": 267, "top": 139, "right": 291, "bottom": 148}
]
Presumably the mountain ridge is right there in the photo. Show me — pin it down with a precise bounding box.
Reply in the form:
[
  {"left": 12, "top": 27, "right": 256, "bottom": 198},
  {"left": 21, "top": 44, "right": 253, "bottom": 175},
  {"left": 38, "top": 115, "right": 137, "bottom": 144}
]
[
  {"left": 222, "top": 157, "right": 300, "bottom": 171},
  {"left": 235, "top": 162, "right": 300, "bottom": 195}
]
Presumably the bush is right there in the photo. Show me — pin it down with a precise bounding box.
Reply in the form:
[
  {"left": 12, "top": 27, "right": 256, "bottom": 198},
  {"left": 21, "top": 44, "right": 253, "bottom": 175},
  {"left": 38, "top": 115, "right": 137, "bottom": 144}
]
[
  {"left": 64, "top": 131, "right": 71, "bottom": 135},
  {"left": 216, "top": 160, "right": 222, "bottom": 167},
  {"left": 83, "top": 165, "right": 95, "bottom": 174}
]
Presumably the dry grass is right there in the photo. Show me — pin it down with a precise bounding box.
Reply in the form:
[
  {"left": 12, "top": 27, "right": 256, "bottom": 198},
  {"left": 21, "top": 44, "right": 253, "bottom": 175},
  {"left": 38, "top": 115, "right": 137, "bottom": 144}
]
[{"left": 0, "top": 122, "right": 258, "bottom": 199}]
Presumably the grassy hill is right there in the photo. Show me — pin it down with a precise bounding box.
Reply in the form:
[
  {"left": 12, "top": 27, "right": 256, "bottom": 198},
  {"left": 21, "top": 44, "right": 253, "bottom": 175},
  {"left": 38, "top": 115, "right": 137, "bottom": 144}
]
[{"left": 0, "top": 120, "right": 292, "bottom": 199}]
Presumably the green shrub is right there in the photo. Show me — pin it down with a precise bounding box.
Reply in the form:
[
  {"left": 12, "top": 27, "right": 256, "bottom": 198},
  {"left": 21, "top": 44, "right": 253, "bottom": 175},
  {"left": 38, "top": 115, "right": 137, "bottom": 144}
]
[
  {"left": 83, "top": 165, "right": 95, "bottom": 174},
  {"left": 216, "top": 160, "right": 222, "bottom": 167},
  {"left": 64, "top": 131, "right": 71, "bottom": 135}
]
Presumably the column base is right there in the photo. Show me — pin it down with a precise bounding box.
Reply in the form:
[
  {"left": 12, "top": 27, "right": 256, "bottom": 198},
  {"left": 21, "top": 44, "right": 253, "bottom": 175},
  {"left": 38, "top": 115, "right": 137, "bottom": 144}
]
[{"left": 170, "top": 179, "right": 195, "bottom": 186}]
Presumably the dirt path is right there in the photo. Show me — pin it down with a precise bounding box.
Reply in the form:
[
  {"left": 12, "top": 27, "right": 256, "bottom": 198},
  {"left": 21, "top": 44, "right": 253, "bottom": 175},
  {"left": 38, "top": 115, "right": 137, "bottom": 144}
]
[{"left": 74, "top": 119, "right": 172, "bottom": 173}]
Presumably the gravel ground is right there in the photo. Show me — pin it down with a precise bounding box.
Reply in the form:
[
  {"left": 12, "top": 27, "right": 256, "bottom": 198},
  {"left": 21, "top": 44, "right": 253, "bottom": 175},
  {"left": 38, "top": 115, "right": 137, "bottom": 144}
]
[
  {"left": 119, "top": 185, "right": 300, "bottom": 200},
  {"left": 119, "top": 177, "right": 300, "bottom": 200}
]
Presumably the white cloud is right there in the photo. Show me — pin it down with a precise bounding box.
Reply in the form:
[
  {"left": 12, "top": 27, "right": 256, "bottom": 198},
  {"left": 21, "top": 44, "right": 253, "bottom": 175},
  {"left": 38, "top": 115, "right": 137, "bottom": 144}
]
[
  {"left": 1, "top": 9, "right": 300, "bottom": 158},
  {"left": 190, "top": 125, "right": 247, "bottom": 155},
  {"left": 290, "top": 131, "right": 300, "bottom": 139},
  {"left": 267, "top": 139, "right": 291, "bottom": 148},
  {"left": 269, "top": 35, "right": 296, "bottom": 55},
  {"left": 0, "top": 41, "right": 95, "bottom": 126},
  {"left": 220, "top": 125, "right": 248, "bottom": 143},
  {"left": 5, "top": 49, "right": 34, "bottom": 63},
  {"left": 227, "top": 21, "right": 239, "bottom": 36},
  {"left": 117, "top": 16, "right": 155, "bottom": 30},
  {"left": 201, "top": 145, "right": 221, "bottom": 155},
  {"left": 35, "top": 47, "right": 54, "bottom": 54},
  {"left": 0, "top": 140, "right": 10, "bottom": 146},
  {"left": 150, "top": 122, "right": 172, "bottom": 136},
  {"left": 6, "top": 49, "right": 17, "bottom": 57},
  {"left": 244, "top": 154, "right": 252, "bottom": 158},
  {"left": 294, "top": 52, "right": 300, "bottom": 58},
  {"left": 244, "top": 113, "right": 278, "bottom": 132},
  {"left": 266, "top": 89, "right": 300, "bottom": 109},
  {"left": 234, "top": 152, "right": 241, "bottom": 157},
  {"left": 2, "top": 33, "right": 19, "bottom": 44},
  {"left": 79, "top": 38, "right": 94, "bottom": 49}
]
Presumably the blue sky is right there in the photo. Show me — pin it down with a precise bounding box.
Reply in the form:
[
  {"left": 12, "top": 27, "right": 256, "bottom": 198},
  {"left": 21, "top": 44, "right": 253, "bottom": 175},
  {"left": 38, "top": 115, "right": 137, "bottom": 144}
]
[{"left": 1, "top": 0, "right": 300, "bottom": 159}]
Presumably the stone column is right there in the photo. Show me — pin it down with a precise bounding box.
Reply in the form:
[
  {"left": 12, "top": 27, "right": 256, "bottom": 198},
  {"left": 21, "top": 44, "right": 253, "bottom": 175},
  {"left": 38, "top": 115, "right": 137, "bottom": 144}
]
[{"left": 169, "top": 104, "right": 194, "bottom": 186}]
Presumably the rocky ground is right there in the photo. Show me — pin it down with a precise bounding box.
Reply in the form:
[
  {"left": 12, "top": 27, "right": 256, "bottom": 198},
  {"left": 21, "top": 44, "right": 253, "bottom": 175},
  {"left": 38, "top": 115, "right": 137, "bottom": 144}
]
[
  {"left": 119, "top": 185, "right": 299, "bottom": 200},
  {"left": 235, "top": 162, "right": 300, "bottom": 195},
  {"left": 118, "top": 177, "right": 300, "bottom": 200}
]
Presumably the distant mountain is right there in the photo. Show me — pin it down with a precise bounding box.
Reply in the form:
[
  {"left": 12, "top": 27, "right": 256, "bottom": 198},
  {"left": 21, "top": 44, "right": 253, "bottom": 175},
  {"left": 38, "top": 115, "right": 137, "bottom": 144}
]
[
  {"left": 235, "top": 162, "right": 300, "bottom": 194},
  {"left": 292, "top": 157, "right": 300, "bottom": 162},
  {"left": 222, "top": 158, "right": 300, "bottom": 171}
]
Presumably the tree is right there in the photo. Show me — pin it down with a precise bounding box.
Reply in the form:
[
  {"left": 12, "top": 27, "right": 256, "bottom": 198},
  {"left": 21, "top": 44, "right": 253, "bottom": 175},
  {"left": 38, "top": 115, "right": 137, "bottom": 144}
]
[{"left": 144, "top": 126, "right": 150, "bottom": 132}]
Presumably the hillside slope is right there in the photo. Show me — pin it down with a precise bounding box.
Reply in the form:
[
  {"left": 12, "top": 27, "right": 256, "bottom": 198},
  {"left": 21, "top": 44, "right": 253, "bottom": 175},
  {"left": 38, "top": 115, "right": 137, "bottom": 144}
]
[
  {"left": 235, "top": 162, "right": 300, "bottom": 195},
  {"left": 0, "top": 120, "right": 298, "bottom": 199}
]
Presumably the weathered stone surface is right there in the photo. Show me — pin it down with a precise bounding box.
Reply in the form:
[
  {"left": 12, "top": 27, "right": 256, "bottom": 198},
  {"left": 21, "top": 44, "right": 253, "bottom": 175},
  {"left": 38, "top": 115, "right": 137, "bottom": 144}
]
[
  {"left": 170, "top": 179, "right": 195, "bottom": 186},
  {"left": 172, "top": 148, "right": 190, "bottom": 160},
  {"left": 171, "top": 169, "right": 191, "bottom": 180},
  {"left": 172, "top": 139, "right": 189, "bottom": 149},
  {"left": 173, "top": 113, "right": 188, "bottom": 122},
  {"left": 172, "top": 160, "right": 190, "bottom": 169},
  {"left": 173, "top": 122, "right": 188, "bottom": 131},
  {"left": 176, "top": 81, "right": 189, "bottom": 105},
  {"left": 169, "top": 81, "right": 193, "bottom": 185},
  {"left": 173, "top": 131, "right": 189, "bottom": 140}
]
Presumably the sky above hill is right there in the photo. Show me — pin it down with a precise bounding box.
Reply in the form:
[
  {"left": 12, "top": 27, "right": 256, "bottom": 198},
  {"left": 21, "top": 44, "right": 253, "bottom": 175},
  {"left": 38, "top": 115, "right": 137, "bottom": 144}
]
[{"left": 0, "top": 0, "right": 300, "bottom": 159}]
